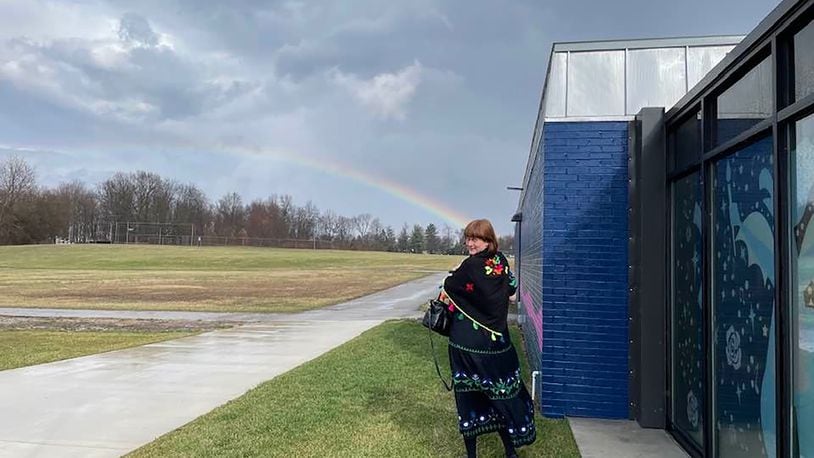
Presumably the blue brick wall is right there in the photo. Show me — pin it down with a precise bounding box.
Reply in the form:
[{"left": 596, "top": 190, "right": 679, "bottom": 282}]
[
  {"left": 540, "top": 121, "right": 630, "bottom": 419},
  {"left": 518, "top": 139, "right": 545, "bottom": 374}
]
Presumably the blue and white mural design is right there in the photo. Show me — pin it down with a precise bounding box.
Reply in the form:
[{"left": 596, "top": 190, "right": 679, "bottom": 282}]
[
  {"left": 673, "top": 173, "right": 704, "bottom": 447},
  {"left": 792, "top": 113, "right": 814, "bottom": 458},
  {"left": 713, "top": 136, "right": 776, "bottom": 457}
]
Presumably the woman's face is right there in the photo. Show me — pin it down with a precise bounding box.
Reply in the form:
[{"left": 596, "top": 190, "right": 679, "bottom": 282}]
[{"left": 465, "top": 236, "right": 489, "bottom": 255}]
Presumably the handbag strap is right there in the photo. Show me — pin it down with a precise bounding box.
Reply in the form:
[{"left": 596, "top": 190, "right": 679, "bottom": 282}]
[{"left": 427, "top": 325, "right": 452, "bottom": 391}]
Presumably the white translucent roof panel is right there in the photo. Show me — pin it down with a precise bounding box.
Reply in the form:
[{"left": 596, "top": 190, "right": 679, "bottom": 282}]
[
  {"left": 543, "top": 53, "right": 567, "bottom": 117},
  {"left": 687, "top": 46, "right": 735, "bottom": 88},
  {"left": 540, "top": 37, "right": 741, "bottom": 120},
  {"left": 568, "top": 50, "right": 626, "bottom": 116},
  {"left": 627, "top": 47, "right": 686, "bottom": 115}
]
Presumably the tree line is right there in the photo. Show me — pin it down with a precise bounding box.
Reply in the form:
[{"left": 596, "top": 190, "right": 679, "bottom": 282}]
[{"left": 0, "top": 155, "right": 513, "bottom": 253}]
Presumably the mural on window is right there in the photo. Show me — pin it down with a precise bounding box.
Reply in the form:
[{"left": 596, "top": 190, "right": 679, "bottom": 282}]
[
  {"left": 791, "top": 113, "right": 814, "bottom": 458},
  {"left": 713, "top": 136, "right": 776, "bottom": 457},
  {"left": 672, "top": 173, "right": 704, "bottom": 447}
]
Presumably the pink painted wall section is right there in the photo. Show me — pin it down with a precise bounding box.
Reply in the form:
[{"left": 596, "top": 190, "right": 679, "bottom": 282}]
[{"left": 520, "top": 287, "right": 542, "bottom": 352}]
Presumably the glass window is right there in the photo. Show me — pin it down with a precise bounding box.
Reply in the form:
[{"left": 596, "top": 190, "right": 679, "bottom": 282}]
[
  {"left": 712, "top": 135, "right": 776, "bottom": 457},
  {"left": 688, "top": 46, "right": 736, "bottom": 89},
  {"left": 627, "top": 48, "right": 687, "bottom": 115},
  {"left": 544, "top": 52, "right": 567, "bottom": 118},
  {"left": 567, "top": 50, "right": 625, "bottom": 117},
  {"left": 673, "top": 110, "right": 702, "bottom": 171},
  {"left": 790, "top": 112, "right": 814, "bottom": 457},
  {"left": 794, "top": 18, "right": 814, "bottom": 102},
  {"left": 715, "top": 57, "right": 773, "bottom": 147},
  {"left": 672, "top": 172, "right": 704, "bottom": 448}
]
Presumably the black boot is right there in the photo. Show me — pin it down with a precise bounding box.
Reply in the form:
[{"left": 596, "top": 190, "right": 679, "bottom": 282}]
[
  {"left": 463, "top": 435, "right": 477, "bottom": 458},
  {"left": 498, "top": 429, "right": 518, "bottom": 458}
]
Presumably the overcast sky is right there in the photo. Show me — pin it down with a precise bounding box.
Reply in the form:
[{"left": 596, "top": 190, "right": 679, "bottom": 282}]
[{"left": 0, "top": 0, "right": 780, "bottom": 235}]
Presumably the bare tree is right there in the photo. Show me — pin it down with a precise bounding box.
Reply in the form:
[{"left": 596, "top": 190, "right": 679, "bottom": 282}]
[
  {"left": 132, "top": 171, "right": 173, "bottom": 223},
  {"left": 99, "top": 172, "right": 135, "bottom": 223},
  {"left": 320, "top": 210, "right": 339, "bottom": 240},
  {"left": 173, "top": 183, "right": 211, "bottom": 236},
  {"left": 246, "top": 199, "right": 273, "bottom": 239},
  {"left": 215, "top": 192, "right": 245, "bottom": 237},
  {"left": 56, "top": 181, "right": 99, "bottom": 242},
  {"left": 367, "top": 217, "right": 384, "bottom": 250},
  {"left": 335, "top": 215, "right": 352, "bottom": 247},
  {"left": 278, "top": 194, "right": 294, "bottom": 236},
  {"left": 384, "top": 225, "right": 397, "bottom": 251},
  {"left": 291, "top": 201, "right": 319, "bottom": 239},
  {"left": 397, "top": 224, "right": 410, "bottom": 252},
  {"left": 0, "top": 155, "right": 36, "bottom": 244},
  {"left": 0, "top": 159, "right": 454, "bottom": 252},
  {"left": 352, "top": 213, "right": 373, "bottom": 239}
]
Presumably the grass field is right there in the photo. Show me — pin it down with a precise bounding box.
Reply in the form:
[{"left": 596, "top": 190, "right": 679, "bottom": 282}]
[
  {"left": 0, "top": 245, "right": 461, "bottom": 313},
  {"left": 129, "top": 320, "right": 578, "bottom": 458},
  {"left": 0, "top": 329, "right": 196, "bottom": 371}
]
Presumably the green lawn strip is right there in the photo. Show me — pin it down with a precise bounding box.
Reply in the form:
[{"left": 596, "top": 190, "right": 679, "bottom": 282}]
[
  {"left": 0, "top": 330, "right": 196, "bottom": 371},
  {"left": 129, "top": 321, "right": 578, "bottom": 458}
]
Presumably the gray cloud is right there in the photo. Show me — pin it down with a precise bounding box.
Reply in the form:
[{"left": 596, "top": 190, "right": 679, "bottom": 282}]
[
  {"left": 118, "top": 12, "right": 159, "bottom": 47},
  {"left": 0, "top": 0, "right": 781, "bottom": 233},
  {"left": 0, "top": 12, "right": 264, "bottom": 123}
]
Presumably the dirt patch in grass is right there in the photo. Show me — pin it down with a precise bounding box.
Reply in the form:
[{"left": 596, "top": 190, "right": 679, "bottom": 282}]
[
  {"left": 0, "top": 246, "right": 462, "bottom": 313},
  {"left": 0, "top": 269, "right": 436, "bottom": 313},
  {"left": 0, "top": 315, "right": 236, "bottom": 333}
]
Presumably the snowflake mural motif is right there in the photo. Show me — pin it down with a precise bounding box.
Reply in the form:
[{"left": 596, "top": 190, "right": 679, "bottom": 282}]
[
  {"left": 726, "top": 325, "right": 742, "bottom": 370},
  {"left": 687, "top": 390, "right": 699, "bottom": 429}
]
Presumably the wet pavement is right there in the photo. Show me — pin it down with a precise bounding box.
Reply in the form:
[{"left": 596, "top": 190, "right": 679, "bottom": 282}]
[{"left": 0, "top": 274, "right": 444, "bottom": 458}]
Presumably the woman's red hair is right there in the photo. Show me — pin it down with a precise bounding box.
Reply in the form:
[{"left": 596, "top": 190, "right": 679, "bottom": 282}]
[{"left": 464, "top": 219, "right": 498, "bottom": 255}]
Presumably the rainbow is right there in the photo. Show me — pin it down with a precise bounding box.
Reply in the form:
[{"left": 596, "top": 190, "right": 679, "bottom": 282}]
[
  {"left": 3, "top": 141, "right": 471, "bottom": 228},
  {"left": 227, "top": 144, "right": 471, "bottom": 229}
]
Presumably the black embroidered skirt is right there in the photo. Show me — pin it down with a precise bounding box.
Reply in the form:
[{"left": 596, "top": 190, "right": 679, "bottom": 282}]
[{"left": 447, "top": 311, "right": 537, "bottom": 448}]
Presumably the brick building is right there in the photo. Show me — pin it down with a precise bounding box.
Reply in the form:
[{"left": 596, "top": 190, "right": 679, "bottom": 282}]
[{"left": 513, "top": 0, "right": 813, "bottom": 455}]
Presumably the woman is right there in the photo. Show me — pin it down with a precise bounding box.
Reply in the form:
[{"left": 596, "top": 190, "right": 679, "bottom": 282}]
[{"left": 438, "top": 219, "right": 536, "bottom": 457}]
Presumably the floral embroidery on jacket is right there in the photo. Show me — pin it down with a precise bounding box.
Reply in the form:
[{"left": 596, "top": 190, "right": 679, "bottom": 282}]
[{"left": 484, "top": 255, "right": 505, "bottom": 276}]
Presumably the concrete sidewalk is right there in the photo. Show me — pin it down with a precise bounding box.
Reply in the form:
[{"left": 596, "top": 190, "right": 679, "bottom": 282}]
[
  {"left": 0, "top": 274, "right": 444, "bottom": 458},
  {"left": 569, "top": 418, "right": 689, "bottom": 457}
]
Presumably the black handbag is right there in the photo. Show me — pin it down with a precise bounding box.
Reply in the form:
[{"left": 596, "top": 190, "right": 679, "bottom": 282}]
[
  {"left": 421, "top": 299, "right": 451, "bottom": 336},
  {"left": 421, "top": 298, "right": 452, "bottom": 391}
]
